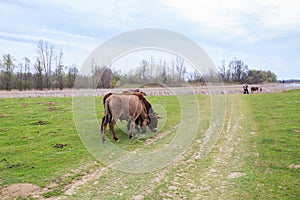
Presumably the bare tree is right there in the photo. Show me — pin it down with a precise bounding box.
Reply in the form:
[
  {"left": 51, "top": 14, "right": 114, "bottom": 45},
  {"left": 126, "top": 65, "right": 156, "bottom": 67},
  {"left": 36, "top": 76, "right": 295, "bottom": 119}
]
[
  {"left": 175, "top": 56, "right": 186, "bottom": 82},
  {"left": 34, "top": 59, "right": 43, "bottom": 90},
  {"left": 17, "top": 62, "right": 23, "bottom": 91},
  {"left": 170, "top": 59, "right": 175, "bottom": 81},
  {"left": 1, "top": 54, "right": 15, "bottom": 91},
  {"left": 23, "top": 57, "right": 31, "bottom": 90},
  {"left": 150, "top": 56, "right": 155, "bottom": 78},
  {"left": 37, "top": 40, "right": 55, "bottom": 89},
  {"left": 54, "top": 49, "right": 64, "bottom": 90},
  {"left": 93, "top": 65, "right": 113, "bottom": 88},
  {"left": 161, "top": 60, "right": 167, "bottom": 83},
  {"left": 188, "top": 69, "right": 202, "bottom": 83},
  {"left": 91, "top": 59, "right": 96, "bottom": 88},
  {"left": 219, "top": 60, "right": 226, "bottom": 81},
  {"left": 228, "top": 58, "right": 248, "bottom": 83},
  {"left": 67, "top": 65, "right": 78, "bottom": 88},
  {"left": 140, "top": 60, "right": 149, "bottom": 80}
]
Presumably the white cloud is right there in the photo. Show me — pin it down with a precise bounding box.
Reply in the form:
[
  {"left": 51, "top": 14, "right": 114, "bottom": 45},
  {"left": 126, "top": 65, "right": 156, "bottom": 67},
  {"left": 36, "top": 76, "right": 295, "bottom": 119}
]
[
  {"left": 164, "top": 0, "right": 300, "bottom": 42},
  {"left": 30, "top": 0, "right": 169, "bottom": 31},
  {"left": 35, "top": 29, "right": 98, "bottom": 51},
  {"left": 0, "top": 29, "right": 99, "bottom": 67},
  {"left": 261, "top": 0, "right": 300, "bottom": 29}
]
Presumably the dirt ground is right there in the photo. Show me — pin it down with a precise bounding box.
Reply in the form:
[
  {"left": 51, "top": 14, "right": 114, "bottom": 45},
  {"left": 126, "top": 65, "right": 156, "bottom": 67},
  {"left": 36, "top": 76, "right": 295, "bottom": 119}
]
[
  {"left": 0, "top": 83, "right": 298, "bottom": 98},
  {"left": 1, "top": 183, "right": 41, "bottom": 199}
]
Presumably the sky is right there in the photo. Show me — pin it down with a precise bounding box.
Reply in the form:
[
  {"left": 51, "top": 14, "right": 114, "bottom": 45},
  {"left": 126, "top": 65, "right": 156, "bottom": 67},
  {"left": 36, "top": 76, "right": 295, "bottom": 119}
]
[{"left": 0, "top": 0, "right": 300, "bottom": 80}]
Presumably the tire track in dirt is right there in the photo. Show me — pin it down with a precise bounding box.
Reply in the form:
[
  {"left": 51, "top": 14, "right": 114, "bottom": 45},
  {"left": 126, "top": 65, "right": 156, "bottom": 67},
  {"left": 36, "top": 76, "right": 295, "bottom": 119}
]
[
  {"left": 148, "top": 95, "right": 247, "bottom": 199},
  {"left": 49, "top": 124, "right": 180, "bottom": 199},
  {"left": 126, "top": 97, "right": 211, "bottom": 199},
  {"left": 191, "top": 96, "right": 245, "bottom": 199},
  {"left": 196, "top": 95, "right": 246, "bottom": 198}
]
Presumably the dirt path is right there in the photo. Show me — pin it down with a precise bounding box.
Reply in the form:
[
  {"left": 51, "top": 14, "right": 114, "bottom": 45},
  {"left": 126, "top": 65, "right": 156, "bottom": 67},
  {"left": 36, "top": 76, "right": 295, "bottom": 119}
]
[
  {"left": 53, "top": 124, "right": 182, "bottom": 199},
  {"left": 134, "top": 95, "right": 248, "bottom": 199},
  {"left": 0, "top": 83, "right": 298, "bottom": 98},
  {"left": 184, "top": 95, "right": 247, "bottom": 199},
  {"left": 0, "top": 161, "right": 105, "bottom": 200}
]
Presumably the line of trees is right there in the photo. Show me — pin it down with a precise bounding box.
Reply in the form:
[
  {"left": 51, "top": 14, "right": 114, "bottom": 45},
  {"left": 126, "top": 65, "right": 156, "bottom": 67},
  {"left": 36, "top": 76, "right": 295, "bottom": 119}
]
[
  {"left": 217, "top": 58, "right": 277, "bottom": 84},
  {"left": 118, "top": 57, "right": 188, "bottom": 86},
  {"left": 189, "top": 58, "right": 277, "bottom": 84},
  {"left": 0, "top": 40, "right": 79, "bottom": 91},
  {"left": 117, "top": 57, "right": 277, "bottom": 86},
  {"left": 0, "top": 40, "right": 278, "bottom": 91}
]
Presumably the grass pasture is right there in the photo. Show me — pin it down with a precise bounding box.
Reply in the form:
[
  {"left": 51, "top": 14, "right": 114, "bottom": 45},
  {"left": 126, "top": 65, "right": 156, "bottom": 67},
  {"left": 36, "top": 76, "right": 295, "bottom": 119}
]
[
  {"left": 0, "top": 89, "right": 299, "bottom": 199},
  {"left": 0, "top": 97, "right": 94, "bottom": 187}
]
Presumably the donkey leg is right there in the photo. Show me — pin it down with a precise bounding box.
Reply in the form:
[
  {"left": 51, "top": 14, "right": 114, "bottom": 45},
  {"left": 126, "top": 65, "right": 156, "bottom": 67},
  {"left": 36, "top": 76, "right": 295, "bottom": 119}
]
[
  {"left": 101, "top": 116, "right": 108, "bottom": 143},
  {"left": 126, "top": 120, "right": 130, "bottom": 131},
  {"left": 129, "top": 120, "right": 136, "bottom": 139},
  {"left": 110, "top": 119, "right": 119, "bottom": 142}
]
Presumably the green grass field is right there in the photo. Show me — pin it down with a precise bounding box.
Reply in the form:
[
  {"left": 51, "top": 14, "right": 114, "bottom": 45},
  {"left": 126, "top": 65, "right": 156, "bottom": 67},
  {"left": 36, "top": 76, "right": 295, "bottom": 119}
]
[
  {"left": 0, "top": 97, "right": 94, "bottom": 187},
  {"left": 0, "top": 90, "right": 299, "bottom": 199},
  {"left": 237, "top": 90, "right": 300, "bottom": 199}
]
